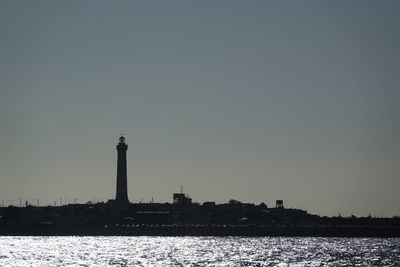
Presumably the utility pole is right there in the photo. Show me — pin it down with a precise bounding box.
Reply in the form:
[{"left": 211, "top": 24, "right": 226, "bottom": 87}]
[{"left": 36, "top": 199, "right": 39, "bottom": 207}]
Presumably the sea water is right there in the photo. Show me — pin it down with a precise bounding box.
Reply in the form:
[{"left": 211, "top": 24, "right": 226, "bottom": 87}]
[{"left": 0, "top": 236, "right": 399, "bottom": 266}]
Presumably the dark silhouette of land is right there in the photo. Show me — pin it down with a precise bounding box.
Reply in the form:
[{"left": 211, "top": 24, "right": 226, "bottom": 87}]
[
  {"left": 1, "top": 136, "right": 399, "bottom": 236},
  {"left": 0, "top": 201, "right": 399, "bottom": 236}
]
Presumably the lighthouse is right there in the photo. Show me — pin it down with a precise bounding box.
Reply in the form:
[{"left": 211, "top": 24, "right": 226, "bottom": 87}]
[{"left": 115, "top": 136, "right": 129, "bottom": 205}]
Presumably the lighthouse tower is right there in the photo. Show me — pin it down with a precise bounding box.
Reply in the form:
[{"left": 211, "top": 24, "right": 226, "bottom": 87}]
[{"left": 115, "top": 136, "right": 129, "bottom": 204}]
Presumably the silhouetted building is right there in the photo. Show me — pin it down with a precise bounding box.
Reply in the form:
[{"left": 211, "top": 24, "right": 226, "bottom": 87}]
[
  {"left": 203, "top": 202, "right": 216, "bottom": 207},
  {"left": 276, "top": 200, "right": 284, "bottom": 209},
  {"left": 115, "top": 136, "right": 129, "bottom": 205},
  {"left": 173, "top": 193, "right": 192, "bottom": 206}
]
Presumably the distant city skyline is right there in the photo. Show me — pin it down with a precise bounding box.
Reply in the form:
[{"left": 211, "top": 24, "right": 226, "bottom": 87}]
[{"left": 0, "top": 1, "right": 399, "bottom": 217}]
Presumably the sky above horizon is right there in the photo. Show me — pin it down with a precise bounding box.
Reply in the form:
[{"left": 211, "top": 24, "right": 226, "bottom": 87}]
[{"left": 1, "top": 1, "right": 399, "bottom": 217}]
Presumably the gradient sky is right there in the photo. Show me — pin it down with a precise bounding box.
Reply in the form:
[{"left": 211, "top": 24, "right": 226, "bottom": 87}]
[{"left": 1, "top": 1, "right": 399, "bottom": 216}]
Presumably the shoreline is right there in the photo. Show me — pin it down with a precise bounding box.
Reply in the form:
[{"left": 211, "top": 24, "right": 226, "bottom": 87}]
[{"left": 1, "top": 225, "right": 399, "bottom": 237}]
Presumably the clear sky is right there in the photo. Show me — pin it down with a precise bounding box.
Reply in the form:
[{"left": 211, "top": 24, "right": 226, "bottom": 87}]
[{"left": 1, "top": 1, "right": 399, "bottom": 217}]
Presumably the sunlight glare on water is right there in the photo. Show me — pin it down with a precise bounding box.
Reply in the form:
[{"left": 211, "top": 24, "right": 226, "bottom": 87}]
[{"left": 0, "top": 236, "right": 399, "bottom": 266}]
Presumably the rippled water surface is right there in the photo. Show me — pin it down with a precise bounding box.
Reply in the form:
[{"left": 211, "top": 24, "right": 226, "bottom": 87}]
[{"left": 0, "top": 236, "right": 399, "bottom": 266}]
